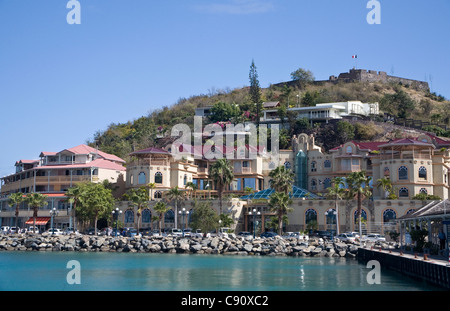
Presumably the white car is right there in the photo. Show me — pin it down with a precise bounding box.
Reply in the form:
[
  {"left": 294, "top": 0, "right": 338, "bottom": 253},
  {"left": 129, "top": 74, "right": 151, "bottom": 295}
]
[
  {"left": 1, "top": 226, "right": 10, "bottom": 234},
  {"left": 9, "top": 227, "right": 19, "bottom": 234},
  {"left": 44, "top": 228, "right": 63, "bottom": 236},
  {"left": 363, "top": 234, "right": 386, "bottom": 242},
  {"left": 337, "top": 233, "right": 356, "bottom": 243},
  {"left": 27, "top": 227, "right": 40, "bottom": 234},
  {"left": 171, "top": 228, "right": 182, "bottom": 237}
]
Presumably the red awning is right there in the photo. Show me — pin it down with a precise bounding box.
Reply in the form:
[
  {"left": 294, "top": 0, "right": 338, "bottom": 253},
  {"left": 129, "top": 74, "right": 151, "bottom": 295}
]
[{"left": 25, "top": 217, "right": 51, "bottom": 225}]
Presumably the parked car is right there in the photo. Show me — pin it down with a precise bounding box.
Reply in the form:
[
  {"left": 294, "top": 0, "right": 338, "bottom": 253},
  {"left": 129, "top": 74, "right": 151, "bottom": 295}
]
[
  {"left": 260, "top": 231, "right": 278, "bottom": 238},
  {"left": 337, "top": 233, "right": 356, "bottom": 243},
  {"left": 139, "top": 228, "right": 152, "bottom": 236},
  {"left": 182, "top": 228, "right": 192, "bottom": 237},
  {"left": 1, "top": 226, "right": 10, "bottom": 234},
  {"left": 125, "top": 228, "right": 138, "bottom": 237},
  {"left": 238, "top": 231, "right": 252, "bottom": 237},
  {"left": 27, "top": 226, "right": 40, "bottom": 234},
  {"left": 171, "top": 228, "right": 182, "bottom": 237},
  {"left": 63, "top": 227, "right": 80, "bottom": 235},
  {"left": 192, "top": 229, "right": 204, "bottom": 238},
  {"left": 314, "top": 231, "right": 333, "bottom": 240},
  {"left": 363, "top": 234, "right": 386, "bottom": 242},
  {"left": 44, "top": 228, "right": 63, "bottom": 236},
  {"left": 9, "top": 227, "right": 19, "bottom": 234}
]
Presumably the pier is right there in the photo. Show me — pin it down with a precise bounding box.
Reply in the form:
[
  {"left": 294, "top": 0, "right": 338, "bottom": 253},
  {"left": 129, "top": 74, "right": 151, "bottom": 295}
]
[{"left": 358, "top": 247, "right": 450, "bottom": 289}]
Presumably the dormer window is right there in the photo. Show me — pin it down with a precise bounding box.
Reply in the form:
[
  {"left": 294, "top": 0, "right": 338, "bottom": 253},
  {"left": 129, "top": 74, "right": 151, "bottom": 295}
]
[{"left": 346, "top": 146, "right": 353, "bottom": 154}]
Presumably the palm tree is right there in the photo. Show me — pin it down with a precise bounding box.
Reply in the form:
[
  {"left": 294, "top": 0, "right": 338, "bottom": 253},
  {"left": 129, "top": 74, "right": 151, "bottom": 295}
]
[
  {"left": 209, "top": 159, "right": 234, "bottom": 215},
  {"left": 268, "top": 192, "right": 293, "bottom": 235},
  {"left": 376, "top": 177, "right": 392, "bottom": 199},
  {"left": 147, "top": 182, "right": 156, "bottom": 201},
  {"left": 123, "top": 186, "right": 149, "bottom": 233},
  {"left": 154, "top": 201, "right": 171, "bottom": 235},
  {"left": 185, "top": 181, "right": 197, "bottom": 201},
  {"left": 269, "top": 165, "right": 294, "bottom": 195},
  {"left": 326, "top": 177, "right": 345, "bottom": 235},
  {"left": 346, "top": 171, "right": 372, "bottom": 237},
  {"left": 9, "top": 192, "right": 24, "bottom": 231},
  {"left": 25, "top": 193, "right": 48, "bottom": 231},
  {"left": 165, "top": 186, "right": 185, "bottom": 229},
  {"left": 66, "top": 184, "right": 86, "bottom": 230}
]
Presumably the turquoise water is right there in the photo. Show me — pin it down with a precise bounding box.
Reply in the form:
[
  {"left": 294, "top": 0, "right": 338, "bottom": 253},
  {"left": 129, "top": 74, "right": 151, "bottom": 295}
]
[{"left": 0, "top": 252, "right": 441, "bottom": 291}]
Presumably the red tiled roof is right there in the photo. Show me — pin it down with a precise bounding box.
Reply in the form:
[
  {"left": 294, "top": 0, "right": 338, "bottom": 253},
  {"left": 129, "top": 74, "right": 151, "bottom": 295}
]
[
  {"left": 329, "top": 141, "right": 386, "bottom": 152},
  {"left": 378, "top": 138, "right": 434, "bottom": 148},
  {"left": 65, "top": 144, "right": 126, "bottom": 163}
]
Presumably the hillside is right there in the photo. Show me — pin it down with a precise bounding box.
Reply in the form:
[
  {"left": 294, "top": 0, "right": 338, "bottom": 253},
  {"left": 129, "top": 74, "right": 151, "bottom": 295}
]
[{"left": 87, "top": 74, "right": 449, "bottom": 162}]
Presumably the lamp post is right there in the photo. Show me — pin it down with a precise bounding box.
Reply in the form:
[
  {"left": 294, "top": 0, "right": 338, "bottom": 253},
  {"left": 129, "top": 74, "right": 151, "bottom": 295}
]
[
  {"left": 50, "top": 207, "right": 58, "bottom": 236},
  {"left": 112, "top": 208, "right": 122, "bottom": 237},
  {"left": 325, "top": 208, "right": 337, "bottom": 240},
  {"left": 249, "top": 208, "right": 260, "bottom": 239},
  {"left": 178, "top": 208, "right": 189, "bottom": 237}
]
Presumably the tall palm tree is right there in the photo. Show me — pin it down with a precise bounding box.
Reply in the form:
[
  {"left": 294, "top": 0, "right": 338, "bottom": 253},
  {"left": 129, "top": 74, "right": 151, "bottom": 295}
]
[
  {"left": 66, "top": 184, "right": 86, "bottom": 230},
  {"left": 165, "top": 186, "right": 185, "bottom": 229},
  {"left": 376, "top": 177, "right": 392, "bottom": 199},
  {"left": 209, "top": 159, "right": 234, "bottom": 215},
  {"left": 269, "top": 165, "right": 294, "bottom": 195},
  {"left": 326, "top": 177, "right": 345, "bottom": 235},
  {"left": 346, "top": 171, "right": 372, "bottom": 237},
  {"left": 147, "top": 182, "right": 156, "bottom": 201},
  {"left": 268, "top": 192, "right": 293, "bottom": 235},
  {"left": 123, "top": 186, "right": 149, "bottom": 233},
  {"left": 185, "top": 181, "right": 197, "bottom": 201},
  {"left": 154, "top": 201, "right": 171, "bottom": 235},
  {"left": 25, "top": 193, "right": 48, "bottom": 231},
  {"left": 9, "top": 192, "right": 24, "bottom": 231}
]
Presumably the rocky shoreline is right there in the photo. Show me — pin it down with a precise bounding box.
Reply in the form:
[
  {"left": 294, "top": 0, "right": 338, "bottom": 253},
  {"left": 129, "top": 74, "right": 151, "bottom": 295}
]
[{"left": 0, "top": 234, "right": 390, "bottom": 257}]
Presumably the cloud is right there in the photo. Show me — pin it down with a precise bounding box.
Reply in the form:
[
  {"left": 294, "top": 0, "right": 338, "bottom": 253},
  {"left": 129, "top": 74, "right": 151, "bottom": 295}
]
[{"left": 196, "top": 0, "right": 274, "bottom": 15}]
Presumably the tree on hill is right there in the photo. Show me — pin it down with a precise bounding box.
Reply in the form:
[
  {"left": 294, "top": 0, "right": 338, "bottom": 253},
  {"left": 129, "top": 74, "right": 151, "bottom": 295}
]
[
  {"left": 290, "top": 68, "right": 315, "bottom": 87},
  {"left": 209, "top": 101, "right": 241, "bottom": 123},
  {"left": 380, "top": 88, "right": 415, "bottom": 119},
  {"left": 249, "top": 59, "right": 262, "bottom": 126}
]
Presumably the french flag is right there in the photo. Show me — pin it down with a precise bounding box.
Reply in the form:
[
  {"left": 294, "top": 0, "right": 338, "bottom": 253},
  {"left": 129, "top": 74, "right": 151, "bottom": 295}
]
[{"left": 352, "top": 55, "right": 358, "bottom": 59}]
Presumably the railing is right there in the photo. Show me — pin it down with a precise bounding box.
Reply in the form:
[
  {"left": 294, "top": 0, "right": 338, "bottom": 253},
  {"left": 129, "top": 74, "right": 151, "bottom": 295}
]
[
  {"left": 234, "top": 167, "right": 252, "bottom": 174},
  {"left": 35, "top": 176, "right": 93, "bottom": 184},
  {"left": 129, "top": 159, "right": 169, "bottom": 166}
]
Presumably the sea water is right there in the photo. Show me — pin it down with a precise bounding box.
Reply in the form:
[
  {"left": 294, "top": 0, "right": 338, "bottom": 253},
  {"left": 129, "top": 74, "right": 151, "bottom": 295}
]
[{"left": 0, "top": 252, "right": 441, "bottom": 291}]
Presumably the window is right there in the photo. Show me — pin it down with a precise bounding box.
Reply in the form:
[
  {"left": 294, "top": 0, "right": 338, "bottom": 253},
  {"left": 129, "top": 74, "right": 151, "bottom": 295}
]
[
  {"left": 324, "top": 160, "right": 331, "bottom": 169},
  {"left": 399, "top": 187, "right": 409, "bottom": 198},
  {"left": 311, "top": 179, "right": 317, "bottom": 191},
  {"left": 154, "top": 191, "right": 162, "bottom": 199},
  {"left": 419, "top": 188, "right": 427, "bottom": 194},
  {"left": 346, "top": 146, "right": 353, "bottom": 154},
  {"left": 418, "top": 166, "right": 427, "bottom": 179},
  {"left": 305, "top": 209, "right": 317, "bottom": 225},
  {"left": 326, "top": 209, "right": 336, "bottom": 225},
  {"left": 311, "top": 161, "right": 317, "bottom": 172},
  {"left": 398, "top": 166, "right": 408, "bottom": 180},
  {"left": 142, "top": 209, "right": 151, "bottom": 223},
  {"left": 164, "top": 210, "right": 174, "bottom": 224},
  {"left": 125, "top": 210, "right": 134, "bottom": 223},
  {"left": 130, "top": 174, "right": 134, "bottom": 185},
  {"left": 184, "top": 174, "right": 188, "bottom": 185},
  {"left": 155, "top": 172, "right": 163, "bottom": 184},
  {"left": 406, "top": 209, "right": 416, "bottom": 215},
  {"left": 284, "top": 161, "right": 291, "bottom": 170},
  {"left": 354, "top": 210, "right": 367, "bottom": 224},
  {"left": 383, "top": 209, "right": 397, "bottom": 223},
  {"left": 138, "top": 172, "right": 146, "bottom": 184},
  {"left": 384, "top": 167, "right": 390, "bottom": 176},
  {"left": 323, "top": 178, "right": 331, "bottom": 189}
]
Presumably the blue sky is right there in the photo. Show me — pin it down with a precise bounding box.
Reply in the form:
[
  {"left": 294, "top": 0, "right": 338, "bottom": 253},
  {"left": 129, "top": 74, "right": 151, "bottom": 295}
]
[{"left": 0, "top": 0, "right": 449, "bottom": 177}]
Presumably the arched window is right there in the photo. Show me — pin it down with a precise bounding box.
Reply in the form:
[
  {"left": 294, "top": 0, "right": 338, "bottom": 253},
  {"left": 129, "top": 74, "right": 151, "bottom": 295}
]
[
  {"left": 130, "top": 174, "right": 134, "bottom": 185},
  {"left": 383, "top": 209, "right": 397, "bottom": 223},
  {"left": 142, "top": 209, "right": 151, "bottom": 223},
  {"left": 183, "top": 174, "right": 187, "bottom": 185},
  {"left": 311, "top": 179, "right": 317, "bottom": 191},
  {"left": 418, "top": 166, "right": 427, "bottom": 179},
  {"left": 284, "top": 161, "right": 291, "bottom": 170},
  {"left": 398, "top": 166, "right": 408, "bottom": 180},
  {"left": 406, "top": 209, "right": 416, "bottom": 215},
  {"left": 138, "top": 172, "right": 146, "bottom": 184},
  {"left": 384, "top": 167, "right": 390, "bottom": 176},
  {"left": 305, "top": 209, "right": 317, "bottom": 225},
  {"left": 125, "top": 210, "right": 134, "bottom": 223},
  {"left": 155, "top": 172, "right": 163, "bottom": 184},
  {"left": 311, "top": 161, "right": 317, "bottom": 172},
  {"left": 354, "top": 210, "right": 367, "bottom": 224},
  {"left": 154, "top": 191, "right": 162, "bottom": 199},
  {"left": 399, "top": 187, "right": 409, "bottom": 198},
  {"left": 419, "top": 188, "right": 428, "bottom": 194},
  {"left": 164, "top": 210, "right": 174, "bottom": 224},
  {"left": 324, "top": 160, "right": 331, "bottom": 169},
  {"left": 325, "top": 209, "right": 336, "bottom": 225},
  {"left": 323, "top": 178, "right": 331, "bottom": 189},
  {"left": 346, "top": 146, "right": 353, "bottom": 154}
]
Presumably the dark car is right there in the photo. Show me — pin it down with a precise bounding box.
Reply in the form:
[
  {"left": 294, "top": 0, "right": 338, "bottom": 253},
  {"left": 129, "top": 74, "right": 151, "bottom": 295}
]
[
  {"left": 314, "top": 230, "right": 333, "bottom": 240},
  {"left": 260, "top": 231, "right": 278, "bottom": 238},
  {"left": 238, "top": 231, "right": 252, "bottom": 237},
  {"left": 139, "top": 228, "right": 151, "bottom": 236}
]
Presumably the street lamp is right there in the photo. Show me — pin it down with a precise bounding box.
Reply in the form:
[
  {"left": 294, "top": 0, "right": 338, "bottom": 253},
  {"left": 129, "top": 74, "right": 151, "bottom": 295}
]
[
  {"left": 50, "top": 207, "right": 59, "bottom": 235},
  {"left": 112, "top": 208, "right": 122, "bottom": 237},
  {"left": 249, "top": 208, "right": 261, "bottom": 239},
  {"left": 178, "top": 208, "right": 189, "bottom": 237},
  {"left": 324, "top": 208, "right": 337, "bottom": 240}
]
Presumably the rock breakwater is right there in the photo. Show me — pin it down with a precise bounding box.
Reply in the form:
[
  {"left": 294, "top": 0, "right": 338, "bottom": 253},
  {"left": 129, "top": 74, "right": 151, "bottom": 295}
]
[{"left": 0, "top": 233, "right": 371, "bottom": 257}]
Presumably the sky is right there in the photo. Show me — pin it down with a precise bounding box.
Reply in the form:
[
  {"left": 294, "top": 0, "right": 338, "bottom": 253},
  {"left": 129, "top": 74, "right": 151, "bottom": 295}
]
[{"left": 0, "top": 0, "right": 449, "bottom": 177}]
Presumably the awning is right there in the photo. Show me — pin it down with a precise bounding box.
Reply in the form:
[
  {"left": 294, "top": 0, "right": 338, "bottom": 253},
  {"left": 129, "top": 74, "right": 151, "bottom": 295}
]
[{"left": 25, "top": 217, "right": 51, "bottom": 225}]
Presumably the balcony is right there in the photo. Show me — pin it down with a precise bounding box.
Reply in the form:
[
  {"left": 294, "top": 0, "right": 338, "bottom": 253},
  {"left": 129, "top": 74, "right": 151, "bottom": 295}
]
[
  {"left": 235, "top": 167, "right": 252, "bottom": 174},
  {"left": 128, "top": 159, "right": 170, "bottom": 167}
]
